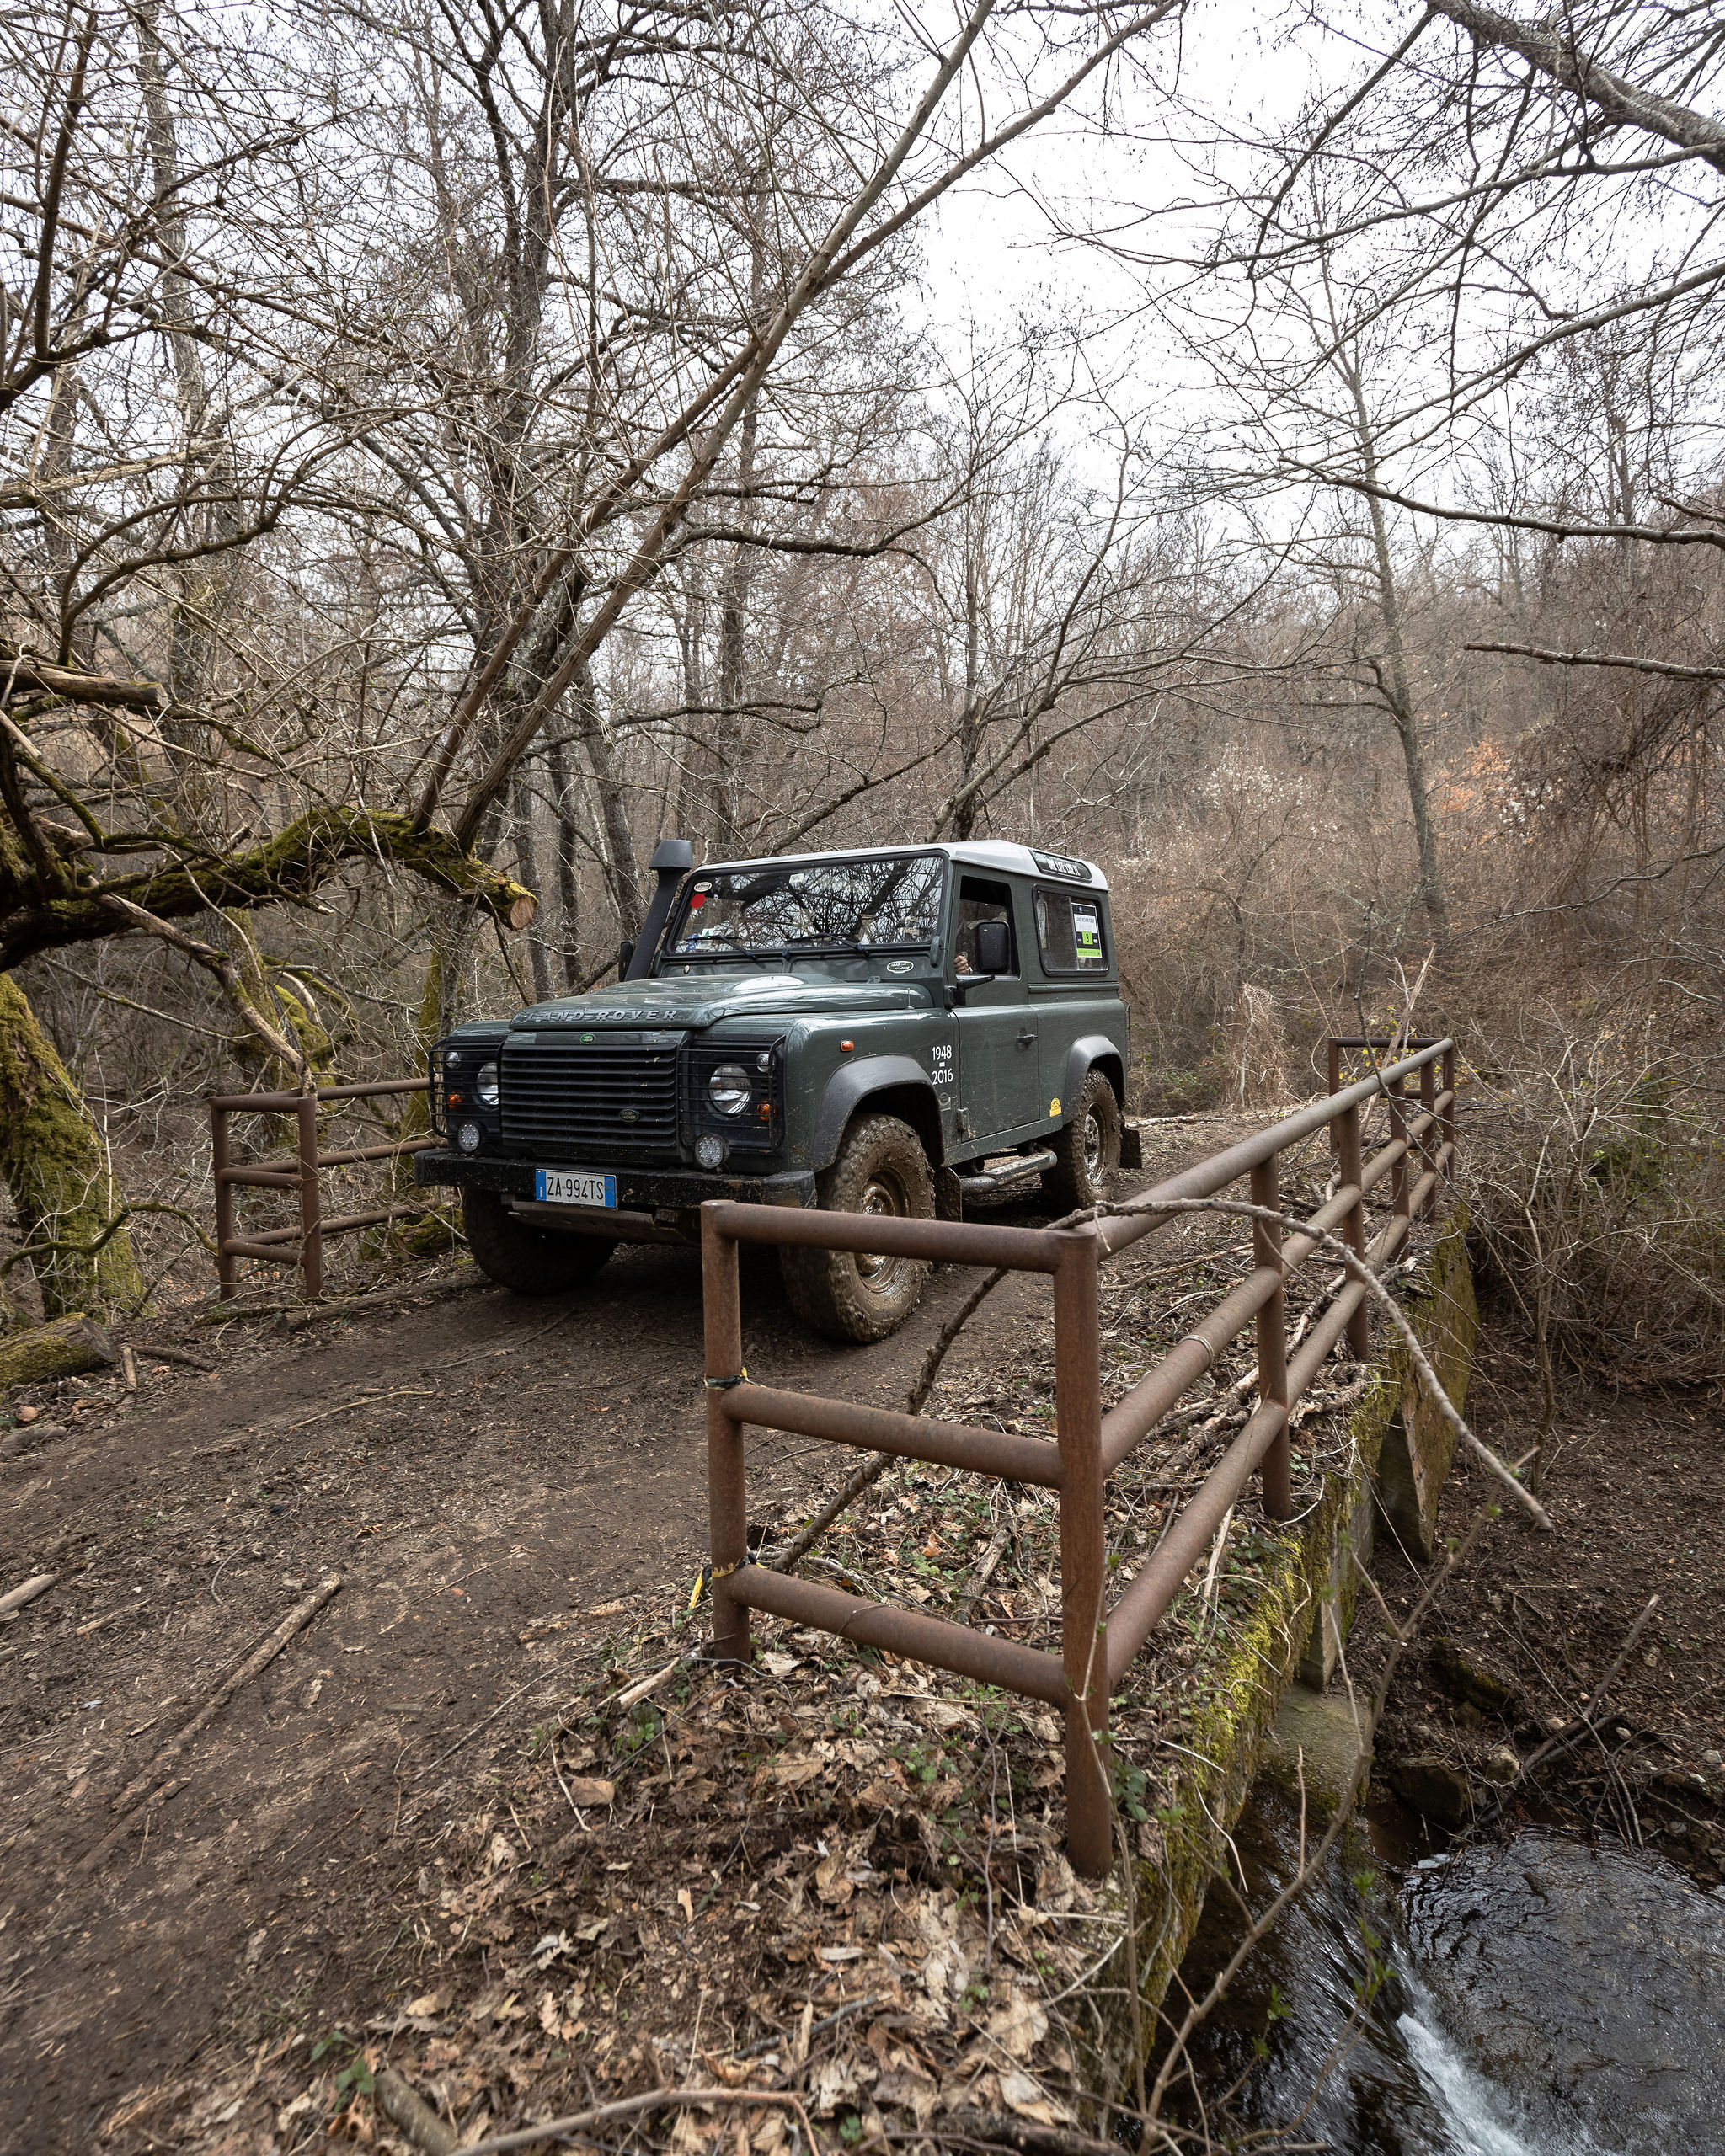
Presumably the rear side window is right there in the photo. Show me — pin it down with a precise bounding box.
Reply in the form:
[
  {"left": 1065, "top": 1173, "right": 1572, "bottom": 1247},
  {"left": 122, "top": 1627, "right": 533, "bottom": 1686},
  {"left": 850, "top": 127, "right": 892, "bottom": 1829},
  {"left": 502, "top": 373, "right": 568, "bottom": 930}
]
[{"left": 1035, "top": 889, "right": 1108, "bottom": 973}]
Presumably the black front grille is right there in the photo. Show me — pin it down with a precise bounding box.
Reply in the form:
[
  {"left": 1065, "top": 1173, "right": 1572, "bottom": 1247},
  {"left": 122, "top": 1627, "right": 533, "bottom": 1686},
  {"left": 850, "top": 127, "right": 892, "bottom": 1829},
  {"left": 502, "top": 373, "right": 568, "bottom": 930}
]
[{"left": 500, "top": 1038, "right": 681, "bottom": 1158}]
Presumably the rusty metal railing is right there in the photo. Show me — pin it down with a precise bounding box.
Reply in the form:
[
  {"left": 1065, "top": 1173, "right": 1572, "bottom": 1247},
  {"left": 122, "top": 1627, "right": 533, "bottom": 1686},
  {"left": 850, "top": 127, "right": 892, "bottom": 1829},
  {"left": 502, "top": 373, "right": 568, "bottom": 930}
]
[
  {"left": 702, "top": 1036, "right": 1456, "bottom": 1876},
  {"left": 208, "top": 1079, "right": 435, "bottom": 1299}
]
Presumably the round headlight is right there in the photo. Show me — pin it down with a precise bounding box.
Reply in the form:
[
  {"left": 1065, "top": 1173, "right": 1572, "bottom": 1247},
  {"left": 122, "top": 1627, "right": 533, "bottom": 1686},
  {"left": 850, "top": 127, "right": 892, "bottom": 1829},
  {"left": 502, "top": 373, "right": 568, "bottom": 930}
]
[
  {"left": 707, "top": 1063, "right": 751, "bottom": 1117},
  {"left": 695, "top": 1134, "right": 727, "bottom": 1171},
  {"left": 444, "top": 1049, "right": 461, "bottom": 1070},
  {"left": 457, "top": 1121, "right": 482, "bottom": 1155},
  {"left": 475, "top": 1059, "right": 499, "bottom": 1107}
]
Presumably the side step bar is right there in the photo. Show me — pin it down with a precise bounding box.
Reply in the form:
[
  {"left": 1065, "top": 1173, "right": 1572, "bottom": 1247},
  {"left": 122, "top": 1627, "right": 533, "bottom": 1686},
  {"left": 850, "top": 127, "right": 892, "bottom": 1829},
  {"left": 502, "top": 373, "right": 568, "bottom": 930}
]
[{"left": 958, "top": 1148, "right": 1056, "bottom": 1201}]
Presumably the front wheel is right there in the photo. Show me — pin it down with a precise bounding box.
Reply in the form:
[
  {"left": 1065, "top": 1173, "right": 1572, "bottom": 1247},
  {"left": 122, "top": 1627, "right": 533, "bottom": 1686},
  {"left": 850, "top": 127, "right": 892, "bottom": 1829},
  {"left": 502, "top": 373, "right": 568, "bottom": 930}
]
[
  {"left": 1041, "top": 1070, "right": 1122, "bottom": 1212},
  {"left": 462, "top": 1189, "right": 616, "bottom": 1294},
  {"left": 780, "top": 1113, "right": 935, "bottom": 1342}
]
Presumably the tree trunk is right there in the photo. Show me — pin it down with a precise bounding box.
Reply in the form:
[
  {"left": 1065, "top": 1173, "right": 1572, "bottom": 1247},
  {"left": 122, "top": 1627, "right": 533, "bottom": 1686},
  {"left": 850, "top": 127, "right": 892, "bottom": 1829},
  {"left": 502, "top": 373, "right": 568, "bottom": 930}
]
[
  {"left": 1346, "top": 366, "right": 1452, "bottom": 964},
  {"left": 575, "top": 662, "right": 644, "bottom": 939},
  {"left": 546, "top": 732, "right": 583, "bottom": 990},
  {"left": 0, "top": 974, "right": 145, "bottom": 1322},
  {"left": 512, "top": 765, "right": 554, "bottom": 1001}
]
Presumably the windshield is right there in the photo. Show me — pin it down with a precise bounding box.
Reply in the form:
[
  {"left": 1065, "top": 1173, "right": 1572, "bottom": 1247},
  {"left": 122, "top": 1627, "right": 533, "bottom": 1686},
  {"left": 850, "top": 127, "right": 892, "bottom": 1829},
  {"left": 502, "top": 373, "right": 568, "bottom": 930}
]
[{"left": 668, "top": 854, "right": 945, "bottom": 958}]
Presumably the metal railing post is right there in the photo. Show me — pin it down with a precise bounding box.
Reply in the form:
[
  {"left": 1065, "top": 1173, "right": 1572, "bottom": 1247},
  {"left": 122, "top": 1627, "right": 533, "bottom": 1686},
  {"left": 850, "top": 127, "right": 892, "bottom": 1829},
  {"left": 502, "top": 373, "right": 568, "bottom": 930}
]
[
  {"left": 1441, "top": 1043, "right": 1456, "bottom": 1186},
  {"left": 1418, "top": 1057, "right": 1438, "bottom": 1219},
  {"left": 1389, "top": 1075, "right": 1410, "bottom": 1225},
  {"left": 295, "top": 1093, "right": 324, "bottom": 1299},
  {"left": 1251, "top": 1155, "right": 1291, "bottom": 1519},
  {"left": 1335, "top": 1099, "right": 1370, "bottom": 1359},
  {"left": 702, "top": 1205, "right": 751, "bottom": 1666},
  {"left": 211, "top": 1102, "right": 236, "bottom": 1299},
  {"left": 1054, "top": 1231, "right": 1111, "bottom": 1878}
]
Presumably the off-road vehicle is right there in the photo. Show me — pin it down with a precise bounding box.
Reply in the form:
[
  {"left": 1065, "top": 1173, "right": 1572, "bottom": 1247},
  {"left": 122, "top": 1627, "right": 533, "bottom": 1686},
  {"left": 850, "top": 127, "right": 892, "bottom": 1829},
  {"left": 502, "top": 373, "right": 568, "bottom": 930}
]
[{"left": 417, "top": 839, "right": 1135, "bottom": 1342}]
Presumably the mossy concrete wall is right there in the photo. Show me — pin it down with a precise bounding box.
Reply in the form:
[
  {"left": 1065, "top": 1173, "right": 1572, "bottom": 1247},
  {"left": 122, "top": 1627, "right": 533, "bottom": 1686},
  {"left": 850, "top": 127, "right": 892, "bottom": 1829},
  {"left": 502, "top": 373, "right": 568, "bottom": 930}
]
[{"left": 1077, "top": 1208, "right": 1478, "bottom": 2111}]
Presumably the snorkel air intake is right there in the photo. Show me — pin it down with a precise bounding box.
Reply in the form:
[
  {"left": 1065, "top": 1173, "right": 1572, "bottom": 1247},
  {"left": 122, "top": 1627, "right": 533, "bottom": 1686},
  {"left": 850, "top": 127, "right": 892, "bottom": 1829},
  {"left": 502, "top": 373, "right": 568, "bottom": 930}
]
[{"left": 623, "top": 837, "right": 695, "bottom": 980}]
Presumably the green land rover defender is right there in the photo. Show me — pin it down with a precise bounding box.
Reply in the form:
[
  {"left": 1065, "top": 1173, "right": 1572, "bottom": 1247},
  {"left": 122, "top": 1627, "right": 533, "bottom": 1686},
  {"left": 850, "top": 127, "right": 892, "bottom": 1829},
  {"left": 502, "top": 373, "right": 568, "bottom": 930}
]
[{"left": 416, "top": 840, "right": 1135, "bottom": 1342}]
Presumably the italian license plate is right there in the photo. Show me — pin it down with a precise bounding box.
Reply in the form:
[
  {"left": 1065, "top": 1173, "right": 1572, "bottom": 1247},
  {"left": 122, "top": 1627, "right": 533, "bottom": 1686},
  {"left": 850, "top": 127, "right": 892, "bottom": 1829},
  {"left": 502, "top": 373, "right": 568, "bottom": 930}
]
[{"left": 534, "top": 1168, "right": 617, "bottom": 1209}]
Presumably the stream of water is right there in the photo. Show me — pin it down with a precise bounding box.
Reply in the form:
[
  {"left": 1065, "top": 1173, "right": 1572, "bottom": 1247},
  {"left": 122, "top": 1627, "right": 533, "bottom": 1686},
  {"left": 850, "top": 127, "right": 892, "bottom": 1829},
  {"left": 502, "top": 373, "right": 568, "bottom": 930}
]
[{"left": 1167, "top": 1796, "right": 1725, "bottom": 2154}]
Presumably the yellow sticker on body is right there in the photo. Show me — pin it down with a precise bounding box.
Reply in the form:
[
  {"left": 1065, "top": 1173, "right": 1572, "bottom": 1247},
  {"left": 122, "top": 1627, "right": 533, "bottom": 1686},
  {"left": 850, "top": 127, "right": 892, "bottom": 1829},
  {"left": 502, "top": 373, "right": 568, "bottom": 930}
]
[{"left": 1050, "top": 1097, "right": 1061, "bottom": 1116}]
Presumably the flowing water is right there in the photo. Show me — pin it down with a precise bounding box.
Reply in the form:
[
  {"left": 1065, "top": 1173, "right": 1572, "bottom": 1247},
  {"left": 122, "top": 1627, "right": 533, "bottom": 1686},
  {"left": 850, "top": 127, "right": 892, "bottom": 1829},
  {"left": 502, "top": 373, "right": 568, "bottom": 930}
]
[{"left": 1165, "top": 1796, "right": 1725, "bottom": 2154}]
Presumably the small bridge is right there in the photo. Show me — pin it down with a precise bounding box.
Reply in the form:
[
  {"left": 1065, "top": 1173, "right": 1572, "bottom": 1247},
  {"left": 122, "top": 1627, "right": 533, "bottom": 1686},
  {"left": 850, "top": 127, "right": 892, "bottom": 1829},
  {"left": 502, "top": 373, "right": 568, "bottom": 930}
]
[{"left": 698, "top": 1036, "right": 1456, "bottom": 1876}]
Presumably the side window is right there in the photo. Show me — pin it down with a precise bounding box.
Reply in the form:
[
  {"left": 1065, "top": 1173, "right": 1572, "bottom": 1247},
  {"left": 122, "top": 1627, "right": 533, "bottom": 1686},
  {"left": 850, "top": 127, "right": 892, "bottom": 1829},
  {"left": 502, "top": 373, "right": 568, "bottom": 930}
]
[
  {"left": 953, "top": 877, "right": 1017, "bottom": 977},
  {"left": 1035, "top": 889, "right": 1107, "bottom": 973}
]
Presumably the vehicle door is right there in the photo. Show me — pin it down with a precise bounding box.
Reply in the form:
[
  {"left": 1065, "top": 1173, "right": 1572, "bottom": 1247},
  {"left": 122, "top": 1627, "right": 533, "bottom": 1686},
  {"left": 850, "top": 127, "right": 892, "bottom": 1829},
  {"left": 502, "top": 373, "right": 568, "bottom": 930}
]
[
  {"left": 1030, "top": 883, "right": 1114, "bottom": 1111},
  {"left": 952, "top": 875, "right": 1041, "bottom": 1147}
]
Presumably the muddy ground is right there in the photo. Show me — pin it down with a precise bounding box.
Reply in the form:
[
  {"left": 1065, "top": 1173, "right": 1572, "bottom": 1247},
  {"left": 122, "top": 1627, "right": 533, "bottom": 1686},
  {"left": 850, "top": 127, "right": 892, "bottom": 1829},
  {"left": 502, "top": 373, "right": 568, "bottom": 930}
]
[
  {"left": 3, "top": 1118, "right": 1722, "bottom": 2155},
  {"left": 3, "top": 1135, "right": 1183, "bottom": 2153}
]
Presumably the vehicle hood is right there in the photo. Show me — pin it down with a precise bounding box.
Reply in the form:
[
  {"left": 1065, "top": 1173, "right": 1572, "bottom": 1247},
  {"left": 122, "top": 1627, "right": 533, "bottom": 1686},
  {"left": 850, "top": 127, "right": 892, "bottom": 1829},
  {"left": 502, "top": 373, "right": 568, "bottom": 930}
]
[{"left": 508, "top": 974, "right": 926, "bottom": 1030}]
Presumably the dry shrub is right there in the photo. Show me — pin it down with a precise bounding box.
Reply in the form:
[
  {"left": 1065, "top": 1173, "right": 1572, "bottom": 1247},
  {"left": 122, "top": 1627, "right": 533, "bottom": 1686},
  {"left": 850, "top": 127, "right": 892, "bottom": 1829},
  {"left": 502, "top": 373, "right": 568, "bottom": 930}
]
[
  {"left": 1462, "top": 1010, "right": 1725, "bottom": 1388},
  {"left": 1225, "top": 983, "right": 1293, "bottom": 1107}
]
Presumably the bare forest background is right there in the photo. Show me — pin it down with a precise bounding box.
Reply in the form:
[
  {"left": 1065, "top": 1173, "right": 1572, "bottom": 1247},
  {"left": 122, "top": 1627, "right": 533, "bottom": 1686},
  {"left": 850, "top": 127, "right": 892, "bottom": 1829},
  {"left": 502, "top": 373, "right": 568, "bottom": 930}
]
[{"left": 2, "top": 0, "right": 1721, "bottom": 1385}]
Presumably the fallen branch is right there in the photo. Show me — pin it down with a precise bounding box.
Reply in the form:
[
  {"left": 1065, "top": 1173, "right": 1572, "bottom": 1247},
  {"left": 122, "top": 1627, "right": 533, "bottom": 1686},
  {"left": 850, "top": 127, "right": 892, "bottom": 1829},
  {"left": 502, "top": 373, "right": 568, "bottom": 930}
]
[
  {"left": 374, "top": 2068, "right": 458, "bottom": 2156},
  {"left": 0, "top": 1571, "right": 56, "bottom": 1617},
  {"left": 1118, "top": 1198, "right": 1554, "bottom": 1533},
  {"left": 1494, "top": 1593, "right": 1661, "bottom": 1802},
  {"left": 128, "top": 1340, "right": 216, "bottom": 1372},
  {"left": 189, "top": 1263, "right": 480, "bottom": 1329},
  {"left": 455, "top": 2086, "right": 818, "bottom": 2156},
  {"left": 82, "top": 1575, "right": 341, "bottom": 1869}
]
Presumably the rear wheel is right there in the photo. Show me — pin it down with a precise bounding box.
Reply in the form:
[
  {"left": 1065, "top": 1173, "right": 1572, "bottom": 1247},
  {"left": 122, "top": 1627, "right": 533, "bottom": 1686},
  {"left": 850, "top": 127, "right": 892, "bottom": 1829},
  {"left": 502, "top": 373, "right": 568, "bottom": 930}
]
[
  {"left": 1041, "top": 1070, "right": 1121, "bottom": 1212},
  {"left": 780, "top": 1113, "right": 935, "bottom": 1342},
  {"left": 462, "top": 1188, "right": 616, "bottom": 1294}
]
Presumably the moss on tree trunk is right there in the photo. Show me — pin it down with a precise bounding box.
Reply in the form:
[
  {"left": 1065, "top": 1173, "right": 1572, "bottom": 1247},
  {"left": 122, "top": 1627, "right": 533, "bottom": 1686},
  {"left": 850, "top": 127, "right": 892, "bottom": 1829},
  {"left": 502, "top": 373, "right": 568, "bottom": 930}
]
[{"left": 0, "top": 973, "right": 146, "bottom": 1322}]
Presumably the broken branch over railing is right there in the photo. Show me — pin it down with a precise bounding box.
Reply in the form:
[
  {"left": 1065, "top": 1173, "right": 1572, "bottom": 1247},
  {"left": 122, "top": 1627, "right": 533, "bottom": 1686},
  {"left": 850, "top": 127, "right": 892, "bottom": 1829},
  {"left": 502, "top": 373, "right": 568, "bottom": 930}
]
[{"left": 702, "top": 1038, "right": 1489, "bottom": 1876}]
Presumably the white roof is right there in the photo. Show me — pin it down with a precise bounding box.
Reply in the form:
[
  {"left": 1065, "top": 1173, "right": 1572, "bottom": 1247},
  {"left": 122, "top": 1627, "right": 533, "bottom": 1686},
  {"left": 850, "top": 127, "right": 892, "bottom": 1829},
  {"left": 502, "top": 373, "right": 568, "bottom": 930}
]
[{"left": 698, "top": 840, "right": 1110, "bottom": 893}]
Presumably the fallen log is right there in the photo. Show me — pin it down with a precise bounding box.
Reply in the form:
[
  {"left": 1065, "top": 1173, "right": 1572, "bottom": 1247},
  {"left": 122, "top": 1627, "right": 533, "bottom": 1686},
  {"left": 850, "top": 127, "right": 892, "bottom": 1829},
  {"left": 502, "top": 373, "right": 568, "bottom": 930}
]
[
  {"left": 0, "top": 1571, "right": 56, "bottom": 1617},
  {"left": 0, "top": 1312, "right": 117, "bottom": 1388},
  {"left": 81, "top": 1574, "right": 341, "bottom": 1870}
]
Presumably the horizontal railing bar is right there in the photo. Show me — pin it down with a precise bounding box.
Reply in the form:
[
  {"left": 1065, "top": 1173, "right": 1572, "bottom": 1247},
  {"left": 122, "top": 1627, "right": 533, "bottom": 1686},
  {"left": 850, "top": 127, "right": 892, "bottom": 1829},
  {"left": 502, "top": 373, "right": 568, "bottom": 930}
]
[
  {"left": 217, "top": 1238, "right": 303, "bottom": 1264},
  {"left": 728, "top": 1563, "right": 1071, "bottom": 1707},
  {"left": 1103, "top": 1207, "right": 1419, "bottom": 1687},
  {"left": 725, "top": 1382, "right": 1064, "bottom": 1489},
  {"left": 1100, "top": 1264, "right": 1283, "bottom": 1474},
  {"left": 312, "top": 1078, "right": 430, "bottom": 1102},
  {"left": 704, "top": 1199, "right": 1069, "bottom": 1273},
  {"left": 217, "top": 1167, "right": 302, "bottom": 1190},
  {"left": 1095, "top": 1041, "right": 1451, "bottom": 1262},
  {"left": 1098, "top": 1175, "right": 1373, "bottom": 1475},
  {"left": 205, "top": 1078, "right": 430, "bottom": 1111},
  {"left": 316, "top": 1138, "right": 438, "bottom": 1167},
  {"left": 317, "top": 1204, "right": 430, "bottom": 1236},
  {"left": 1328, "top": 1036, "right": 1445, "bottom": 1049},
  {"left": 1104, "top": 1399, "right": 1292, "bottom": 1688}
]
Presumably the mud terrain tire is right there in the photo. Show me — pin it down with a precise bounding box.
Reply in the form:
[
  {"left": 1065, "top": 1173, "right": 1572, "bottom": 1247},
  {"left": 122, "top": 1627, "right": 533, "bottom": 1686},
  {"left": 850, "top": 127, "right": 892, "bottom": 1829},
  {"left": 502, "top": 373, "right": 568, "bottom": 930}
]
[
  {"left": 1041, "top": 1069, "right": 1121, "bottom": 1211},
  {"left": 780, "top": 1113, "right": 935, "bottom": 1343},
  {"left": 462, "top": 1188, "right": 616, "bottom": 1294}
]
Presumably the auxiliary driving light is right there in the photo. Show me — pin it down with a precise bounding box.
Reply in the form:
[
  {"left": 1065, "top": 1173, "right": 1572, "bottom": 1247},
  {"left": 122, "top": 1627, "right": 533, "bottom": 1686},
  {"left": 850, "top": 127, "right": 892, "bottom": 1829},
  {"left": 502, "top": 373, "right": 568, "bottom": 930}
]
[
  {"left": 457, "top": 1121, "right": 482, "bottom": 1155},
  {"left": 695, "top": 1134, "right": 727, "bottom": 1171}
]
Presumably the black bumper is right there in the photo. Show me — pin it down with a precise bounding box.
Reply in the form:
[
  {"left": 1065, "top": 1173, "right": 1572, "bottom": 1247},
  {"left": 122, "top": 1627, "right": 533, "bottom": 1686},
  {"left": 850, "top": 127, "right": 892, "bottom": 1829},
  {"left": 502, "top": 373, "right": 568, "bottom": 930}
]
[{"left": 414, "top": 1150, "right": 815, "bottom": 1213}]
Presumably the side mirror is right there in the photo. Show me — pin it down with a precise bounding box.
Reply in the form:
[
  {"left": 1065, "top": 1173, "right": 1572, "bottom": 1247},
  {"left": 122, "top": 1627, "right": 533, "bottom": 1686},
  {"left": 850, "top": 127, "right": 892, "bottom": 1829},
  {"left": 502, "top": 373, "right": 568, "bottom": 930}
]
[
  {"left": 973, "top": 919, "right": 1012, "bottom": 977},
  {"left": 617, "top": 939, "right": 634, "bottom": 979}
]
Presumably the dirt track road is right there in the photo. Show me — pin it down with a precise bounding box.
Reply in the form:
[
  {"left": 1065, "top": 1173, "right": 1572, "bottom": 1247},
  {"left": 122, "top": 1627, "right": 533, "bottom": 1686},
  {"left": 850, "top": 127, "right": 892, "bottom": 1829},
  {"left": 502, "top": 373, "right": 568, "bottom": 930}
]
[{"left": 1, "top": 1224, "right": 1063, "bottom": 2148}]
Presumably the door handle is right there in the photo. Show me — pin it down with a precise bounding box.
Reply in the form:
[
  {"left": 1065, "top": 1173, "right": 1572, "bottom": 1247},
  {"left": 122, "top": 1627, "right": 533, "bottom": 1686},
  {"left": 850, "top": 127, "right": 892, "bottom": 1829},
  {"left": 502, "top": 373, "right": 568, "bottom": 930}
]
[{"left": 1017, "top": 1030, "right": 1037, "bottom": 1047}]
